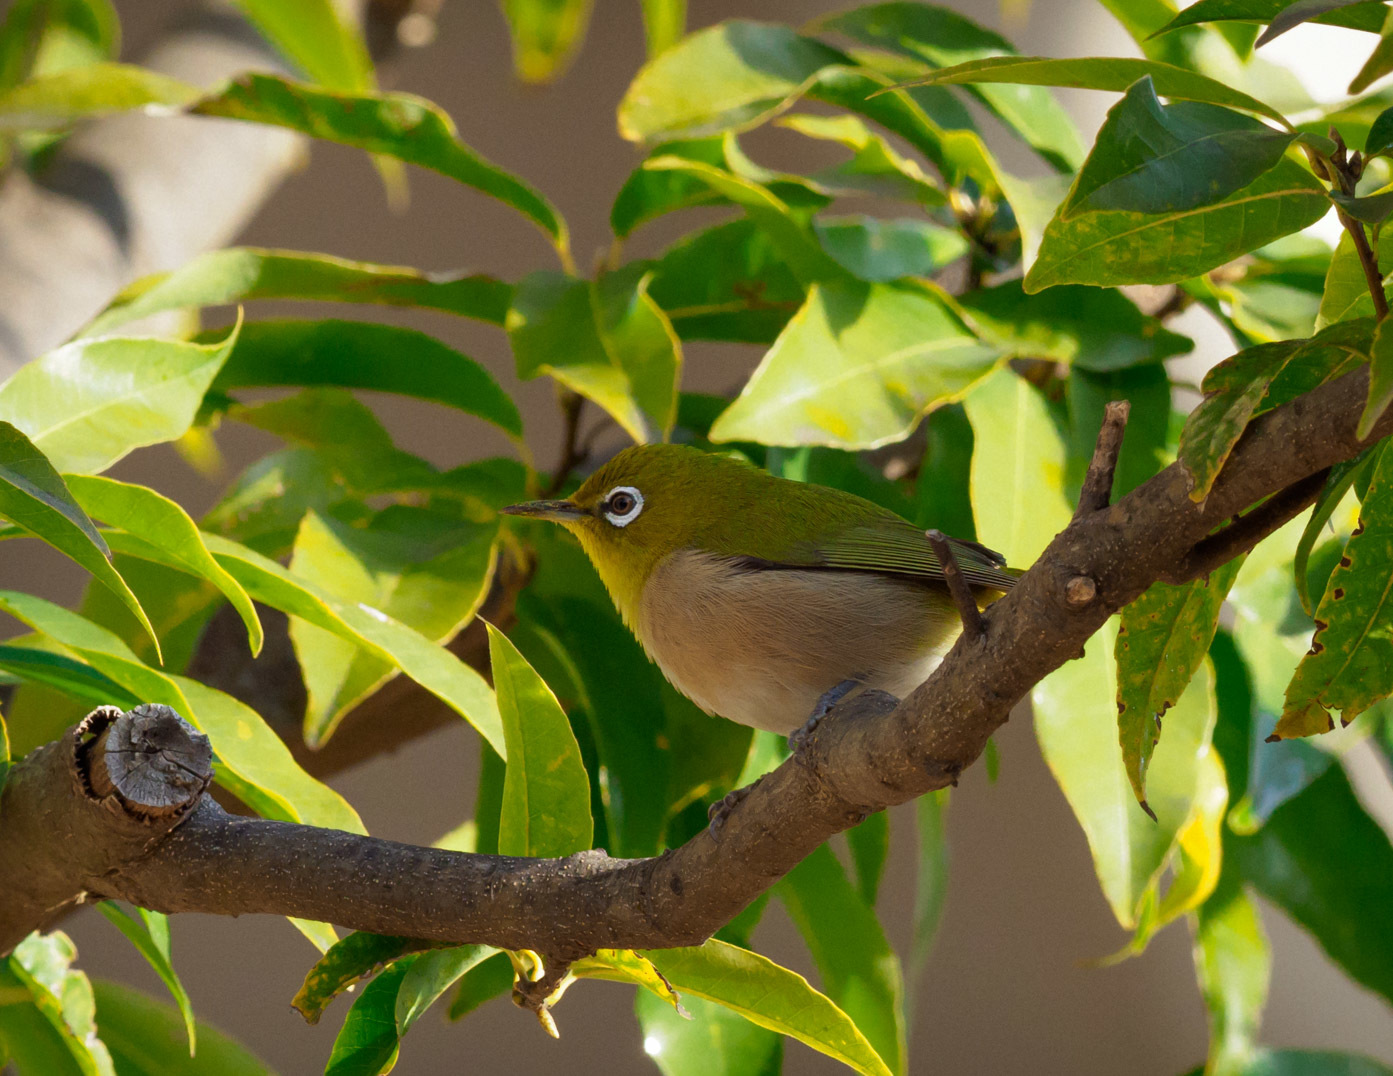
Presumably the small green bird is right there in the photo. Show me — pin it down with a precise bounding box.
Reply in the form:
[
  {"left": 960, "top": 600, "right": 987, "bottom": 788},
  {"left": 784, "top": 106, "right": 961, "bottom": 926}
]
[{"left": 502, "top": 443, "right": 1017, "bottom": 736}]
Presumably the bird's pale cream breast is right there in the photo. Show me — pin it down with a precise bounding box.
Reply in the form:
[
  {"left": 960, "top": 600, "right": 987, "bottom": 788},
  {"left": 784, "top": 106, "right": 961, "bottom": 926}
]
[{"left": 635, "top": 549, "right": 961, "bottom": 732}]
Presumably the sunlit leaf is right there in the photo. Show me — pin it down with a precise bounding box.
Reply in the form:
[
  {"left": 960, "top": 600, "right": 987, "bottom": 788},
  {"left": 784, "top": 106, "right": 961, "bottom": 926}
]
[
  {"left": 0, "top": 61, "right": 196, "bottom": 130},
  {"left": 500, "top": 0, "right": 593, "bottom": 83},
  {"left": 231, "top": 0, "right": 373, "bottom": 91},
  {"left": 813, "top": 216, "right": 968, "bottom": 282},
  {"left": 488, "top": 624, "right": 592, "bottom": 857},
  {"left": 636, "top": 989, "right": 782, "bottom": 1076},
  {"left": 5, "top": 931, "right": 113, "bottom": 1076},
  {"left": 710, "top": 279, "right": 1000, "bottom": 450}
]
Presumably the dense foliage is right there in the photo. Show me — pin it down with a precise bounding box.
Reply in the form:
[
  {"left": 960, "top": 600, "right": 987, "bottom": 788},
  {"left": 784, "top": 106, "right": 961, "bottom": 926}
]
[{"left": 0, "top": 0, "right": 1392, "bottom": 1073}]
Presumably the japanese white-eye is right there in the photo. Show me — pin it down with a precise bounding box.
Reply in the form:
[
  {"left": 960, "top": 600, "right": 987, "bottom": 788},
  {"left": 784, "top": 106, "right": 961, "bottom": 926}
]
[{"left": 502, "top": 444, "right": 1017, "bottom": 734}]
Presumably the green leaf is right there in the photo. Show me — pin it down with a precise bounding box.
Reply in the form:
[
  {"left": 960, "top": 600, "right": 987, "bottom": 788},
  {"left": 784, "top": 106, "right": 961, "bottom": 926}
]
[
  {"left": 775, "top": 113, "right": 945, "bottom": 206},
  {"left": 5, "top": 932, "right": 113, "bottom": 1076},
  {"left": 778, "top": 844, "right": 906, "bottom": 1076},
  {"left": 845, "top": 810, "right": 890, "bottom": 906},
  {"left": 0, "top": 644, "right": 139, "bottom": 710},
  {"left": 488, "top": 624, "right": 592, "bottom": 857},
  {"left": 640, "top": 0, "right": 686, "bottom": 58},
  {"left": 82, "top": 248, "right": 512, "bottom": 337},
  {"left": 1065, "top": 76, "right": 1296, "bottom": 218},
  {"left": 816, "top": 4, "right": 1087, "bottom": 170},
  {"left": 636, "top": 989, "right": 782, "bottom": 1076},
  {"left": 66, "top": 473, "right": 263, "bottom": 657},
  {"left": 1194, "top": 873, "right": 1270, "bottom": 1076},
  {"left": 1279, "top": 442, "right": 1393, "bottom": 737},
  {"left": 1067, "top": 362, "right": 1173, "bottom": 501},
  {"left": 293, "top": 935, "right": 434, "bottom": 1025},
  {"left": 1178, "top": 319, "right": 1373, "bottom": 503},
  {"left": 1151, "top": 0, "right": 1389, "bottom": 38},
  {"left": 0, "top": 589, "right": 362, "bottom": 834},
  {"left": 1033, "top": 623, "right": 1218, "bottom": 927},
  {"left": 195, "top": 73, "right": 567, "bottom": 257},
  {"left": 617, "top": 20, "right": 845, "bottom": 142},
  {"left": 92, "top": 980, "right": 271, "bottom": 1076},
  {"left": 959, "top": 280, "right": 1192, "bottom": 372},
  {"left": 0, "top": 423, "right": 159, "bottom": 662},
  {"left": 1115, "top": 559, "right": 1243, "bottom": 810},
  {"left": 812, "top": 215, "right": 968, "bottom": 282},
  {"left": 709, "top": 279, "right": 1000, "bottom": 450},
  {"left": 1254, "top": 0, "right": 1379, "bottom": 44},
  {"left": 324, "top": 959, "right": 409, "bottom": 1076},
  {"left": 0, "top": 61, "right": 197, "bottom": 130},
  {"left": 1368, "top": 103, "right": 1393, "bottom": 155},
  {"left": 0, "top": 702, "right": 9, "bottom": 793},
  {"left": 208, "top": 319, "right": 521, "bottom": 439},
  {"left": 395, "top": 946, "right": 496, "bottom": 1035},
  {"left": 1332, "top": 187, "right": 1393, "bottom": 226},
  {"left": 642, "top": 940, "right": 893, "bottom": 1076},
  {"left": 95, "top": 904, "right": 194, "bottom": 1055},
  {"left": 1361, "top": 316, "right": 1393, "bottom": 439},
  {"left": 1350, "top": 8, "right": 1393, "bottom": 94},
  {"left": 1294, "top": 450, "right": 1374, "bottom": 615},
  {"left": 500, "top": 0, "right": 593, "bottom": 83},
  {"left": 1229, "top": 762, "right": 1393, "bottom": 1007},
  {"left": 961, "top": 366, "right": 1071, "bottom": 569},
  {"left": 885, "top": 55, "right": 1290, "bottom": 127},
  {"left": 0, "top": 319, "right": 240, "bottom": 475},
  {"left": 507, "top": 270, "right": 680, "bottom": 443},
  {"left": 183, "top": 530, "right": 505, "bottom": 759},
  {"left": 1027, "top": 157, "right": 1329, "bottom": 291},
  {"left": 288, "top": 508, "right": 497, "bottom": 746},
  {"left": 230, "top": 0, "right": 373, "bottom": 91},
  {"left": 1318, "top": 227, "right": 1392, "bottom": 329},
  {"left": 0, "top": 0, "right": 118, "bottom": 95},
  {"left": 446, "top": 952, "right": 514, "bottom": 1020}
]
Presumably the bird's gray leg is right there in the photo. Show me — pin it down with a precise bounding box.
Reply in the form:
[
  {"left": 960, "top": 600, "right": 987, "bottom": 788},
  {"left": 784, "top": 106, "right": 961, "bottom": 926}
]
[{"left": 788, "top": 677, "right": 863, "bottom": 755}]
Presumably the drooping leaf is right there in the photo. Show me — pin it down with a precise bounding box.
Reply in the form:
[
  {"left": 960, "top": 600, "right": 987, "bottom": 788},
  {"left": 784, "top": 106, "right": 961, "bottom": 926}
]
[
  {"left": 92, "top": 980, "right": 271, "bottom": 1076},
  {"left": 636, "top": 989, "right": 782, "bottom": 1076},
  {"left": 815, "top": 2, "right": 1086, "bottom": 170},
  {"left": 488, "top": 624, "right": 592, "bottom": 858},
  {"left": 293, "top": 934, "right": 435, "bottom": 1025},
  {"left": 0, "top": 319, "right": 240, "bottom": 475},
  {"left": 1318, "top": 227, "right": 1392, "bottom": 329},
  {"left": 845, "top": 810, "right": 890, "bottom": 907},
  {"left": 5, "top": 931, "right": 113, "bottom": 1076},
  {"left": 1279, "top": 442, "right": 1393, "bottom": 737},
  {"left": 324, "top": 958, "right": 409, "bottom": 1076},
  {"left": 1151, "top": 0, "right": 1388, "bottom": 39},
  {"left": 1294, "top": 450, "right": 1375, "bottom": 615},
  {"left": 962, "top": 365, "right": 1071, "bottom": 569},
  {"left": 1116, "top": 559, "right": 1243, "bottom": 809},
  {"left": 1178, "top": 319, "right": 1373, "bottom": 503},
  {"left": 0, "top": 61, "right": 197, "bottom": 129},
  {"left": 82, "top": 248, "right": 512, "bottom": 337},
  {"left": 1350, "top": 8, "right": 1393, "bottom": 94},
  {"left": 1360, "top": 314, "right": 1393, "bottom": 439},
  {"left": 709, "top": 278, "right": 1000, "bottom": 450},
  {"left": 95, "top": 904, "right": 195, "bottom": 1055},
  {"left": 0, "top": 423, "right": 159, "bottom": 661},
  {"left": 1193, "top": 872, "right": 1270, "bottom": 1076},
  {"left": 66, "top": 473, "right": 263, "bottom": 657},
  {"left": 1033, "top": 623, "right": 1218, "bottom": 927},
  {"left": 230, "top": 0, "right": 373, "bottom": 91},
  {"left": 500, "top": 0, "right": 593, "bottom": 83},
  {"left": 642, "top": 941, "right": 893, "bottom": 1076},
  {"left": 395, "top": 945, "right": 497, "bottom": 1035},
  {"left": 885, "top": 54, "right": 1290, "bottom": 126},
  {"left": 1064, "top": 76, "right": 1296, "bottom": 218},
  {"left": 288, "top": 508, "right": 497, "bottom": 746},
  {"left": 778, "top": 844, "right": 906, "bottom": 1075},
  {"left": 1027, "top": 157, "right": 1329, "bottom": 291},
  {"left": 911, "top": 789, "right": 950, "bottom": 976},
  {"left": 1332, "top": 186, "right": 1393, "bottom": 226},
  {"left": 208, "top": 319, "right": 521, "bottom": 439}
]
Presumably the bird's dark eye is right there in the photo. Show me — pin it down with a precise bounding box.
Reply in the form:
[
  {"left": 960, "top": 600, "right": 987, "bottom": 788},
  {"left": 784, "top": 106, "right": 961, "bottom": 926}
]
[{"left": 601, "top": 485, "right": 644, "bottom": 527}]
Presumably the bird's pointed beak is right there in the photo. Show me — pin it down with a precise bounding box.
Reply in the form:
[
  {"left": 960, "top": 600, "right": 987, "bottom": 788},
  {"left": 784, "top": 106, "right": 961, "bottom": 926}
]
[{"left": 500, "top": 499, "right": 588, "bottom": 523}]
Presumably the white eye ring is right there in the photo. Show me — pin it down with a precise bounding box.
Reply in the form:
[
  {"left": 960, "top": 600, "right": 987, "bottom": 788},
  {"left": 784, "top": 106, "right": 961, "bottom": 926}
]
[{"left": 602, "top": 485, "right": 644, "bottom": 527}]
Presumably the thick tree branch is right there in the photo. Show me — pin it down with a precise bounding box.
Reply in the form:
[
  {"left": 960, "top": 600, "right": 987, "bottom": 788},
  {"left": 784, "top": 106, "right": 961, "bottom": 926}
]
[{"left": 3, "top": 363, "right": 1390, "bottom": 968}]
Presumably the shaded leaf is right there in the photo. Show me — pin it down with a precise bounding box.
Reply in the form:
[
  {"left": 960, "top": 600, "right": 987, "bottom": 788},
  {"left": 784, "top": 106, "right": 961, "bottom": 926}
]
[
  {"left": 776, "top": 113, "right": 945, "bottom": 205},
  {"left": 67, "top": 473, "right": 263, "bottom": 657},
  {"left": 95, "top": 904, "right": 194, "bottom": 1055},
  {"left": 293, "top": 934, "right": 434, "bottom": 1025},
  {"left": 1116, "top": 559, "right": 1243, "bottom": 808},
  {"left": 446, "top": 952, "right": 514, "bottom": 1021},
  {"left": 92, "top": 980, "right": 272, "bottom": 1076},
  {"left": 209, "top": 319, "right": 521, "bottom": 439},
  {"left": 962, "top": 365, "right": 1071, "bottom": 568},
  {"left": 636, "top": 989, "right": 782, "bottom": 1076},
  {"left": 1033, "top": 623, "right": 1217, "bottom": 927},
  {"left": 500, "top": 0, "right": 593, "bottom": 83},
  {"left": 1318, "top": 227, "right": 1392, "bottom": 329},
  {"left": 1294, "top": 450, "right": 1375, "bottom": 615},
  {"left": 488, "top": 624, "right": 592, "bottom": 857},
  {"left": 778, "top": 844, "right": 906, "bottom": 1075},
  {"left": 1361, "top": 311, "right": 1393, "bottom": 440},
  {"left": 83, "top": 248, "right": 511, "bottom": 337},
  {"left": 911, "top": 789, "right": 950, "bottom": 976},
  {"left": 395, "top": 946, "right": 496, "bottom": 1034},
  {"left": 0, "top": 319, "right": 239, "bottom": 475},
  {"left": 642, "top": 941, "right": 893, "bottom": 1076},
  {"left": 325, "top": 959, "right": 409, "bottom": 1076},
  {"left": 1152, "top": 0, "right": 1388, "bottom": 38},
  {"left": 813, "top": 215, "right": 968, "bottom": 282},
  {"left": 0, "top": 423, "right": 158, "bottom": 661},
  {"left": 1350, "top": 8, "right": 1393, "bottom": 94},
  {"left": 1194, "top": 872, "right": 1270, "bottom": 1076},
  {"left": 1332, "top": 186, "right": 1393, "bottom": 226},
  {"left": 846, "top": 810, "right": 890, "bottom": 907},
  {"left": 709, "top": 279, "right": 1000, "bottom": 450},
  {"left": 5, "top": 931, "right": 113, "bottom": 1076},
  {"left": 1027, "top": 157, "right": 1329, "bottom": 291}
]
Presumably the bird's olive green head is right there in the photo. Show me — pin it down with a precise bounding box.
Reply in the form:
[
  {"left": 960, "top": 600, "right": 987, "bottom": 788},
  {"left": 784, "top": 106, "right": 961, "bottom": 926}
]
[{"left": 501, "top": 444, "right": 761, "bottom": 625}]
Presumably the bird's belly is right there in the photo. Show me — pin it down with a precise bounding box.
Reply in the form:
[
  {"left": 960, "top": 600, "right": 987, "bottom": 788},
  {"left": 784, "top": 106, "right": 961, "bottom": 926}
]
[{"left": 636, "top": 549, "right": 959, "bottom": 733}]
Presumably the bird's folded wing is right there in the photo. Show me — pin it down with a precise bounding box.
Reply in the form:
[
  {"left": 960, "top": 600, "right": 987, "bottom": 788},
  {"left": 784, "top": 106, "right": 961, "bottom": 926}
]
[{"left": 805, "top": 519, "right": 1020, "bottom": 591}]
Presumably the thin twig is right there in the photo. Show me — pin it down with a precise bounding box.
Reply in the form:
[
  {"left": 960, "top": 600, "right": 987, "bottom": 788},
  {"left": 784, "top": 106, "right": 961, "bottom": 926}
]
[
  {"left": 543, "top": 390, "right": 587, "bottom": 496},
  {"left": 1326, "top": 127, "right": 1388, "bottom": 321},
  {"left": 1074, "top": 400, "right": 1132, "bottom": 518},
  {"left": 1159, "top": 469, "right": 1329, "bottom": 585},
  {"left": 925, "top": 530, "right": 986, "bottom": 643}
]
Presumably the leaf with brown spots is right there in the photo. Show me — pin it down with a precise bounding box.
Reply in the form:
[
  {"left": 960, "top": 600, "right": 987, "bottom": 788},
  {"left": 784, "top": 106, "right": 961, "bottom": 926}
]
[
  {"left": 1115, "top": 557, "right": 1243, "bottom": 811},
  {"left": 1178, "top": 319, "right": 1374, "bottom": 503},
  {"left": 1279, "top": 442, "right": 1393, "bottom": 737}
]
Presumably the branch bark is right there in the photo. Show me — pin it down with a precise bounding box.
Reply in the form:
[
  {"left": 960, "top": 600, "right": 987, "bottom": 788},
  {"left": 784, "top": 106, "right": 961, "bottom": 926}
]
[{"left": 2, "top": 362, "right": 1389, "bottom": 967}]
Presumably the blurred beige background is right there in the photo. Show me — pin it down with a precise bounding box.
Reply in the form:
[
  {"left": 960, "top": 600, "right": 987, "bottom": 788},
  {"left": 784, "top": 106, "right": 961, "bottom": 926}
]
[{"left": 2, "top": 1, "right": 1392, "bottom": 1073}]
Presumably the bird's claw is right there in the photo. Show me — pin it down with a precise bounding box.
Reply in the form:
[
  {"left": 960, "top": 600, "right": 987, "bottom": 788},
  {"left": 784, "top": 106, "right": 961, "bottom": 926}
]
[
  {"left": 789, "top": 678, "right": 862, "bottom": 758},
  {"left": 707, "top": 779, "right": 762, "bottom": 838}
]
